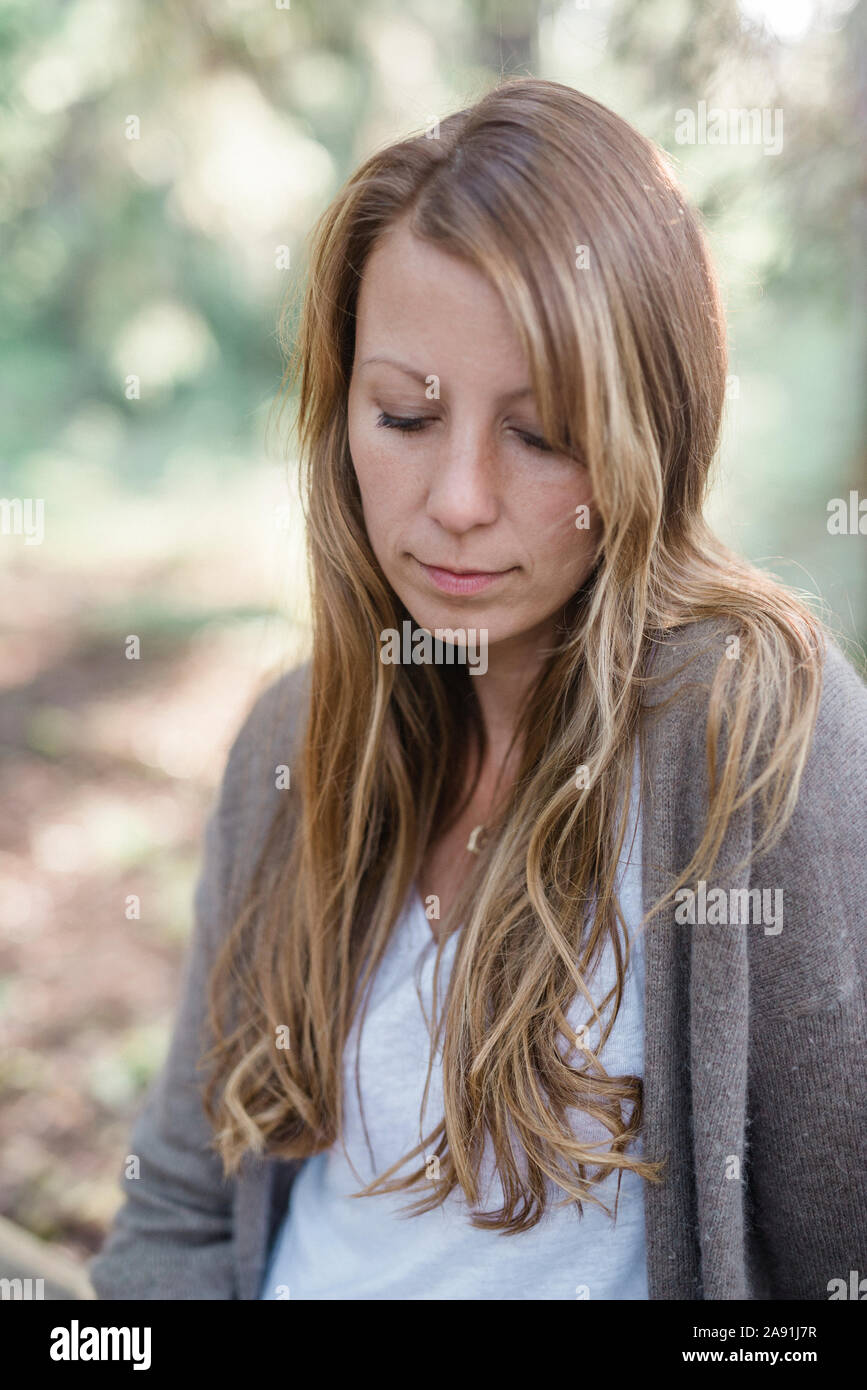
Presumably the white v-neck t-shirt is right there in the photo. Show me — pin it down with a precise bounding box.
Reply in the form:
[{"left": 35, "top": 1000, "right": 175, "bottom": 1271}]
[{"left": 261, "top": 756, "right": 647, "bottom": 1301}]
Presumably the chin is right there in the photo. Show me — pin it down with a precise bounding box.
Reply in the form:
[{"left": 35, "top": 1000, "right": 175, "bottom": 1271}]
[{"left": 409, "top": 601, "right": 524, "bottom": 649}]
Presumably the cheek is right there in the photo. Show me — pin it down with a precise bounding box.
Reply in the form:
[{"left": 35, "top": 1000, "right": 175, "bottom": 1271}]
[
  {"left": 348, "top": 420, "right": 413, "bottom": 556},
  {"left": 521, "top": 474, "right": 599, "bottom": 579},
  {"left": 349, "top": 415, "right": 387, "bottom": 510}
]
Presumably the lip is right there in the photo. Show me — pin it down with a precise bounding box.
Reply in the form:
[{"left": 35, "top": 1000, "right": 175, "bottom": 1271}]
[{"left": 413, "top": 557, "right": 516, "bottom": 596}]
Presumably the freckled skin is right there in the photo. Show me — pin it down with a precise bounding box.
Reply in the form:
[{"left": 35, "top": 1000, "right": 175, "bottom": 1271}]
[
  {"left": 347, "top": 217, "right": 600, "bottom": 659},
  {"left": 347, "top": 217, "right": 602, "bottom": 925}
]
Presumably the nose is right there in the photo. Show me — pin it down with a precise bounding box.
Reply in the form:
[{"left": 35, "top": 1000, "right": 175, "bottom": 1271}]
[{"left": 424, "top": 422, "right": 500, "bottom": 534}]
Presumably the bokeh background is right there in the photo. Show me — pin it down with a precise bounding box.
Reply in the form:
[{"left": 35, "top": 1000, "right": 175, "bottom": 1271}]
[{"left": 1, "top": 0, "right": 865, "bottom": 1287}]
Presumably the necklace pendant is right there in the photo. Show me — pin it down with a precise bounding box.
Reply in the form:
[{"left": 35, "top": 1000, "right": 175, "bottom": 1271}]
[{"left": 466, "top": 824, "right": 487, "bottom": 854}]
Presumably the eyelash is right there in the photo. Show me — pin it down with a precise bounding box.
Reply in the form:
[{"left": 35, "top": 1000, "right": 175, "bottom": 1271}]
[{"left": 376, "top": 411, "right": 553, "bottom": 453}]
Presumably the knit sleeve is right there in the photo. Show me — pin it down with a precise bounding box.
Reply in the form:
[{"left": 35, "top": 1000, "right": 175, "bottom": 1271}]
[
  {"left": 87, "top": 662, "right": 310, "bottom": 1299},
  {"left": 744, "top": 638, "right": 867, "bottom": 1299}
]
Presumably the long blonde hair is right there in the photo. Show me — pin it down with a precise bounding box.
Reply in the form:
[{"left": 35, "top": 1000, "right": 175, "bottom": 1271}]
[{"left": 203, "top": 78, "right": 823, "bottom": 1232}]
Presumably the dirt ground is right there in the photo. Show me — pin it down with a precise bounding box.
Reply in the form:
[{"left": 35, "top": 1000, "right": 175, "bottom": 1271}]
[{"left": 0, "top": 468, "right": 308, "bottom": 1267}]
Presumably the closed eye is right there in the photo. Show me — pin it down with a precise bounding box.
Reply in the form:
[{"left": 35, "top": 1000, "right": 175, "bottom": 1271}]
[
  {"left": 376, "top": 412, "right": 555, "bottom": 453},
  {"left": 377, "top": 412, "right": 429, "bottom": 432},
  {"left": 512, "top": 428, "right": 553, "bottom": 453}
]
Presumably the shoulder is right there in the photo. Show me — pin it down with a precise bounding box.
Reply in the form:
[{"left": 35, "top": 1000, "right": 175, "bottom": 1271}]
[
  {"left": 220, "top": 659, "right": 312, "bottom": 806},
  {"left": 641, "top": 614, "right": 866, "bottom": 747},
  {"left": 750, "top": 634, "right": 867, "bottom": 1014},
  {"left": 643, "top": 618, "right": 867, "bottom": 1009},
  {"left": 207, "top": 659, "right": 312, "bottom": 915},
  {"left": 639, "top": 614, "right": 867, "bottom": 882},
  {"left": 805, "top": 633, "right": 867, "bottom": 764}
]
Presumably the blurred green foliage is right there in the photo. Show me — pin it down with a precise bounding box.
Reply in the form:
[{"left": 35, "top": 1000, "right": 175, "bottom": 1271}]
[{"left": 0, "top": 0, "right": 864, "bottom": 624}]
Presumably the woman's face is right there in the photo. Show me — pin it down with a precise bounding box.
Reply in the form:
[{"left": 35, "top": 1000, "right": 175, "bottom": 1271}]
[{"left": 347, "top": 217, "right": 600, "bottom": 660}]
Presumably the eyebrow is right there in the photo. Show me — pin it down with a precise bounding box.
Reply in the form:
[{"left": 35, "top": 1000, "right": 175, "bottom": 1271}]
[{"left": 359, "top": 355, "right": 534, "bottom": 403}]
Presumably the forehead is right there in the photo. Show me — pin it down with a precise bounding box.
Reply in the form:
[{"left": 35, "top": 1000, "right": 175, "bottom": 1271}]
[{"left": 353, "top": 217, "right": 529, "bottom": 386}]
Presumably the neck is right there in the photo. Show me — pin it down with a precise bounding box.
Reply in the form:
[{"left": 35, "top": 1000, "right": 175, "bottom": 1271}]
[{"left": 472, "top": 615, "right": 557, "bottom": 776}]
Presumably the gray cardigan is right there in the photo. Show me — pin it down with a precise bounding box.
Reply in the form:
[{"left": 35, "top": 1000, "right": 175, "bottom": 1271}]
[{"left": 88, "top": 620, "right": 867, "bottom": 1300}]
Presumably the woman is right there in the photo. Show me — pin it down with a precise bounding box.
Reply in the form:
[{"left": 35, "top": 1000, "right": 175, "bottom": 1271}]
[{"left": 89, "top": 78, "right": 867, "bottom": 1301}]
